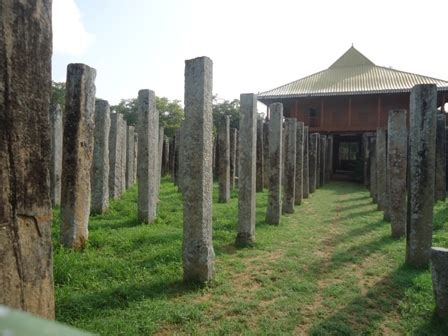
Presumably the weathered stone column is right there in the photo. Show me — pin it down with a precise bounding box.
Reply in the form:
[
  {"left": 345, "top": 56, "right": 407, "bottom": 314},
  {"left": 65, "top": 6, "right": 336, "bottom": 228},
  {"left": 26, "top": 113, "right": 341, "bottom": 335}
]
[
  {"left": 283, "top": 118, "right": 297, "bottom": 214},
  {"left": 0, "top": 0, "right": 54, "bottom": 318},
  {"left": 120, "top": 122, "right": 127, "bottom": 192},
  {"left": 236, "top": 94, "right": 257, "bottom": 246},
  {"left": 387, "top": 109, "right": 408, "bottom": 238},
  {"left": 229, "top": 128, "right": 237, "bottom": 189},
  {"left": 326, "top": 135, "right": 333, "bottom": 182},
  {"left": 376, "top": 128, "right": 387, "bottom": 211},
  {"left": 156, "top": 126, "right": 164, "bottom": 198},
  {"left": 406, "top": 84, "right": 437, "bottom": 268},
  {"left": 218, "top": 115, "right": 230, "bottom": 203},
  {"left": 295, "top": 122, "right": 305, "bottom": 205},
  {"left": 109, "top": 113, "right": 125, "bottom": 199},
  {"left": 162, "top": 136, "right": 170, "bottom": 177},
  {"left": 60, "top": 63, "right": 96, "bottom": 250},
  {"left": 182, "top": 56, "right": 215, "bottom": 282},
  {"left": 265, "top": 103, "right": 283, "bottom": 225},
  {"left": 137, "top": 89, "right": 159, "bottom": 224},
  {"left": 91, "top": 99, "right": 111, "bottom": 214},
  {"left": 303, "top": 127, "right": 310, "bottom": 198},
  {"left": 125, "top": 126, "right": 135, "bottom": 189},
  {"left": 362, "top": 133, "right": 370, "bottom": 187},
  {"left": 320, "top": 135, "right": 327, "bottom": 186},
  {"left": 174, "top": 129, "right": 180, "bottom": 185},
  {"left": 435, "top": 114, "right": 446, "bottom": 201},
  {"left": 133, "top": 132, "right": 138, "bottom": 183},
  {"left": 50, "top": 104, "right": 63, "bottom": 207},
  {"left": 263, "top": 121, "right": 270, "bottom": 189},
  {"left": 309, "top": 133, "right": 319, "bottom": 193},
  {"left": 316, "top": 135, "right": 321, "bottom": 189},
  {"left": 370, "top": 138, "right": 377, "bottom": 203},
  {"left": 256, "top": 119, "right": 264, "bottom": 192},
  {"left": 431, "top": 247, "right": 448, "bottom": 319}
]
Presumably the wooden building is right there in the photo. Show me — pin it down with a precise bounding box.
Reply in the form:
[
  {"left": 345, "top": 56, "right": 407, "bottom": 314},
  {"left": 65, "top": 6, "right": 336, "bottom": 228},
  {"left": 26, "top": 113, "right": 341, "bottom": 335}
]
[{"left": 258, "top": 46, "right": 448, "bottom": 178}]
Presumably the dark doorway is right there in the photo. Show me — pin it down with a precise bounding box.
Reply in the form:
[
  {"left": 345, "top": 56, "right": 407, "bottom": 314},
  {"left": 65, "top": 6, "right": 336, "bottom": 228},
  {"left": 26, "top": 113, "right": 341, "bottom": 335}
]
[{"left": 332, "top": 134, "right": 362, "bottom": 181}]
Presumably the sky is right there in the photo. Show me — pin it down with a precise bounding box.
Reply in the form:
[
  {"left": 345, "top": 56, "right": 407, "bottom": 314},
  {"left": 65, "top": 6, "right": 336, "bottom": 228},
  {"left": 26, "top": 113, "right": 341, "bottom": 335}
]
[{"left": 53, "top": 0, "right": 448, "bottom": 110}]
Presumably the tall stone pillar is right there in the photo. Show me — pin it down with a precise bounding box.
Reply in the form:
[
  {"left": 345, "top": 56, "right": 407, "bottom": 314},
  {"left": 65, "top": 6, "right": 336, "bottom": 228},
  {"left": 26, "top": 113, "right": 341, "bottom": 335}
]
[
  {"left": 309, "top": 133, "right": 319, "bottom": 193},
  {"left": 60, "top": 63, "right": 96, "bottom": 249},
  {"left": 295, "top": 122, "right": 304, "bottom": 205},
  {"left": 137, "top": 89, "right": 159, "bottom": 224},
  {"left": 174, "top": 129, "right": 180, "bottom": 185},
  {"left": 316, "top": 135, "right": 321, "bottom": 189},
  {"left": 370, "top": 138, "right": 377, "bottom": 203},
  {"left": 229, "top": 128, "right": 237, "bottom": 189},
  {"left": 182, "top": 56, "right": 215, "bottom": 283},
  {"left": 435, "top": 114, "right": 446, "bottom": 201},
  {"left": 133, "top": 132, "right": 138, "bottom": 183},
  {"left": 431, "top": 247, "right": 448, "bottom": 319},
  {"left": 236, "top": 94, "right": 257, "bottom": 246},
  {"left": 125, "top": 126, "right": 135, "bottom": 189},
  {"left": 218, "top": 116, "right": 230, "bottom": 203},
  {"left": 376, "top": 128, "right": 387, "bottom": 211},
  {"left": 406, "top": 84, "right": 437, "bottom": 268},
  {"left": 263, "top": 121, "right": 270, "bottom": 189},
  {"left": 283, "top": 118, "right": 297, "bottom": 214},
  {"left": 387, "top": 109, "right": 408, "bottom": 238},
  {"left": 326, "top": 135, "right": 333, "bottom": 182},
  {"left": 303, "top": 127, "right": 310, "bottom": 198},
  {"left": 265, "top": 103, "right": 283, "bottom": 225},
  {"left": 0, "top": 0, "right": 54, "bottom": 318},
  {"left": 91, "top": 99, "right": 111, "bottom": 214},
  {"left": 320, "top": 135, "right": 327, "bottom": 186},
  {"left": 362, "top": 133, "right": 370, "bottom": 187},
  {"left": 109, "top": 113, "right": 125, "bottom": 199},
  {"left": 120, "top": 122, "right": 127, "bottom": 193},
  {"left": 162, "top": 136, "right": 170, "bottom": 177},
  {"left": 156, "top": 126, "right": 164, "bottom": 198},
  {"left": 50, "top": 104, "right": 63, "bottom": 206},
  {"left": 256, "top": 119, "right": 264, "bottom": 192}
]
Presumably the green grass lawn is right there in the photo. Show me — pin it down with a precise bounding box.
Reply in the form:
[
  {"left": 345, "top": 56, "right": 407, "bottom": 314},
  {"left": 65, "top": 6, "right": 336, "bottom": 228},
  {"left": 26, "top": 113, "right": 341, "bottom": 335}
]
[{"left": 52, "top": 178, "right": 448, "bottom": 335}]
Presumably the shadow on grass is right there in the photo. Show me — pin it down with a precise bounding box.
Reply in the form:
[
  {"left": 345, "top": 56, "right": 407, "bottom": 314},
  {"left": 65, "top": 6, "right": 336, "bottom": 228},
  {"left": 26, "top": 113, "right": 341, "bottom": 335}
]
[{"left": 89, "top": 216, "right": 143, "bottom": 231}]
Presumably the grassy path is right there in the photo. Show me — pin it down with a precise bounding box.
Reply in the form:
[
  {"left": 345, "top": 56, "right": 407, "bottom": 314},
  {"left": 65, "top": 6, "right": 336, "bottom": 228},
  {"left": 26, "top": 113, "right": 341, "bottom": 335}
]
[{"left": 53, "top": 179, "right": 448, "bottom": 335}]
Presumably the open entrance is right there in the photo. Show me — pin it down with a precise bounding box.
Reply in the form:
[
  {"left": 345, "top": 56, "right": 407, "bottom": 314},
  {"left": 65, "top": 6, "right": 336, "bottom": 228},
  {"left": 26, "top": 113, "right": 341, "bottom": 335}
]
[{"left": 332, "top": 133, "right": 363, "bottom": 181}]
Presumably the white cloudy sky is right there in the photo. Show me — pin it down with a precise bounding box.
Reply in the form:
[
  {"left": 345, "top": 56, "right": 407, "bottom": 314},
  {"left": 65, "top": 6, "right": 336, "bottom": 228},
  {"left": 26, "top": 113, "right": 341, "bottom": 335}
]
[{"left": 52, "top": 0, "right": 448, "bottom": 107}]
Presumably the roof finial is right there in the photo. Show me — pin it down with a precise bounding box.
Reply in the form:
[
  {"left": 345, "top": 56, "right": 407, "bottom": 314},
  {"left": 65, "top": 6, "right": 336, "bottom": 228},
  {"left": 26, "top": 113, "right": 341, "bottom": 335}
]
[{"left": 352, "top": 43, "right": 354, "bottom": 47}]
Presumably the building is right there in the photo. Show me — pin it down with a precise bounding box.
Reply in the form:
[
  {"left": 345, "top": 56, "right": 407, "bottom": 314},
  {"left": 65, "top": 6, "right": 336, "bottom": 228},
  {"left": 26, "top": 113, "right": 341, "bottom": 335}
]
[{"left": 258, "top": 46, "right": 448, "bottom": 178}]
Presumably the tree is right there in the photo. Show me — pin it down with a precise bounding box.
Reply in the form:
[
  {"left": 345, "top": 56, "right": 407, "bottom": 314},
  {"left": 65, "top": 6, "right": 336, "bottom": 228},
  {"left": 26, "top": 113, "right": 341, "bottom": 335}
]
[
  {"left": 112, "top": 98, "right": 138, "bottom": 125},
  {"left": 212, "top": 96, "right": 240, "bottom": 131},
  {"left": 51, "top": 81, "right": 66, "bottom": 109}
]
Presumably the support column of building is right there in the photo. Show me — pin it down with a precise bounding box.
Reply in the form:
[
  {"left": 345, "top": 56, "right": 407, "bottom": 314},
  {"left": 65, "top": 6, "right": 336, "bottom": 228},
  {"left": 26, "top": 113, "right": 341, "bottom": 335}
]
[
  {"left": 295, "top": 122, "right": 304, "bottom": 205},
  {"left": 137, "top": 89, "right": 159, "bottom": 224},
  {"left": 91, "top": 99, "right": 111, "bottom": 214},
  {"left": 182, "top": 56, "right": 215, "bottom": 283},
  {"left": 303, "top": 127, "right": 310, "bottom": 198},
  {"left": 125, "top": 126, "right": 135, "bottom": 189},
  {"left": 236, "top": 94, "right": 257, "bottom": 246},
  {"left": 406, "top": 84, "right": 437, "bottom": 268},
  {"left": 435, "top": 114, "right": 446, "bottom": 201},
  {"left": 218, "top": 116, "right": 230, "bottom": 203},
  {"left": 283, "top": 118, "right": 297, "bottom": 214},
  {"left": 309, "top": 133, "right": 319, "bottom": 193},
  {"left": 230, "top": 128, "right": 237, "bottom": 190},
  {"left": 50, "top": 104, "right": 63, "bottom": 206},
  {"left": 387, "top": 109, "right": 408, "bottom": 238},
  {"left": 60, "top": 63, "right": 96, "bottom": 249},
  {"left": 256, "top": 119, "right": 264, "bottom": 192},
  {"left": 265, "top": 103, "right": 283, "bottom": 225}
]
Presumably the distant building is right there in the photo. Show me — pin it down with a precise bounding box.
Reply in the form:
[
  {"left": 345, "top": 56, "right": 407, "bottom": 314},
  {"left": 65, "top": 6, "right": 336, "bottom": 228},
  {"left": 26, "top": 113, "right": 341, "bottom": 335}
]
[{"left": 258, "top": 46, "right": 448, "bottom": 177}]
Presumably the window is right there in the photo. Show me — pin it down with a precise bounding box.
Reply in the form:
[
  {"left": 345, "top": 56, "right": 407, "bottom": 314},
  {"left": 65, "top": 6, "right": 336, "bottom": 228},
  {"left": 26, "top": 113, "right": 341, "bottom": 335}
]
[
  {"left": 309, "top": 108, "right": 320, "bottom": 127},
  {"left": 339, "top": 142, "right": 359, "bottom": 162}
]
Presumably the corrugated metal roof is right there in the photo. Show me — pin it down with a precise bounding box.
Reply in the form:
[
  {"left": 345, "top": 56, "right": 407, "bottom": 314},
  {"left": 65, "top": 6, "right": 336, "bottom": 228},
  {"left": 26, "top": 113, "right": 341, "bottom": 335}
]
[{"left": 258, "top": 47, "right": 448, "bottom": 100}]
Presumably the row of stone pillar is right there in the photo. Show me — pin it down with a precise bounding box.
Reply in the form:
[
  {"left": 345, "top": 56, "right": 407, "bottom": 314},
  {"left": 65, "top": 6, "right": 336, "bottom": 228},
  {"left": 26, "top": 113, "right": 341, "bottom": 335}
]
[{"left": 364, "top": 84, "right": 447, "bottom": 319}]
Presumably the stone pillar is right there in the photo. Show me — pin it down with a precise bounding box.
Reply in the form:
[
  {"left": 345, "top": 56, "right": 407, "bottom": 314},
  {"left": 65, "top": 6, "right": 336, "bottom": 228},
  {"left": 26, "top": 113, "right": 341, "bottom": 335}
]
[
  {"left": 435, "top": 114, "right": 446, "bottom": 201},
  {"left": 295, "top": 122, "right": 304, "bottom": 205},
  {"left": 0, "top": 0, "right": 54, "bottom": 318},
  {"left": 236, "top": 94, "right": 257, "bottom": 246},
  {"left": 376, "top": 128, "right": 387, "bottom": 211},
  {"left": 125, "top": 126, "right": 135, "bottom": 189},
  {"left": 109, "top": 113, "right": 125, "bottom": 199},
  {"left": 50, "top": 104, "right": 63, "bottom": 207},
  {"left": 320, "top": 135, "right": 327, "bottom": 186},
  {"left": 326, "top": 135, "right": 333, "bottom": 182},
  {"left": 370, "top": 138, "right": 377, "bottom": 203},
  {"left": 156, "top": 126, "right": 164, "bottom": 198},
  {"left": 406, "top": 84, "right": 437, "bottom": 268},
  {"left": 137, "top": 89, "right": 159, "bottom": 224},
  {"left": 229, "top": 128, "right": 237, "bottom": 190},
  {"left": 431, "top": 247, "right": 448, "bottom": 319},
  {"left": 60, "top": 63, "right": 96, "bottom": 250},
  {"left": 173, "top": 129, "right": 180, "bottom": 185},
  {"left": 133, "top": 132, "right": 138, "bottom": 183},
  {"left": 182, "top": 56, "right": 215, "bottom": 283},
  {"left": 120, "top": 122, "right": 127, "bottom": 193},
  {"left": 263, "top": 121, "right": 270, "bottom": 189},
  {"left": 256, "top": 119, "right": 264, "bottom": 192},
  {"left": 265, "top": 103, "right": 283, "bottom": 225},
  {"left": 218, "top": 116, "right": 230, "bottom": 203},
  {"left": 91, "top": 99, "right": 111, "bottom": 214},
  {"left": 362, "top": 133, "right": 370, "bottom": 187},
  {"left": 283, "top": 118, "right": 297, "bottom": 214},
  {"left": 162, "top": 136, "right": 170, "bottom": 177},
  {"left": 316, "top": 135, "right": 321, "bottom": 189},
  {"left": 387, "top": 109, "right": 408, "bottom": 238},
  {"left": 303, "top": 127, "right": 310, "bottom": 198},
  {"left": 309, "top": 133, "right": 319, "bottom": 193}
]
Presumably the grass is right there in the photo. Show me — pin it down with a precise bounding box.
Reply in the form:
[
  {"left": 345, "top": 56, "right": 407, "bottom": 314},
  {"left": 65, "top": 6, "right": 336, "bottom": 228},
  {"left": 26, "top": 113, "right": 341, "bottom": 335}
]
[{"left": 53, "top": 177, "right": 448, "bottom": 335}]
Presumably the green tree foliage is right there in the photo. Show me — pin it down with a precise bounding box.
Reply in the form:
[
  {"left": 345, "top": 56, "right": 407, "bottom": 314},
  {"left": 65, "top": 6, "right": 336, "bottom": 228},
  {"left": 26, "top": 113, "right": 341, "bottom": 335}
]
[
  {"left": 112, "top": 98, "right": 138, "bottom": 125},
  {"left": 51, "top": 81, "right": 66, "bottom": 109},
  {"left": 212, "top": 97, "right": 240, "bottom": 131}
]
